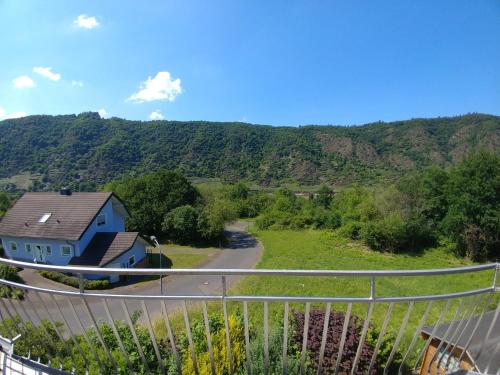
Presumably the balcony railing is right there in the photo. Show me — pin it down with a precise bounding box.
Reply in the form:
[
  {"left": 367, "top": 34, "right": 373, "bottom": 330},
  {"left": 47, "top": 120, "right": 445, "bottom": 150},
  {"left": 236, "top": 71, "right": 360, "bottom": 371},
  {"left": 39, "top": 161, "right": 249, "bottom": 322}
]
[{"left": 0, "top": 258, "right": 498, "bottom": 375}]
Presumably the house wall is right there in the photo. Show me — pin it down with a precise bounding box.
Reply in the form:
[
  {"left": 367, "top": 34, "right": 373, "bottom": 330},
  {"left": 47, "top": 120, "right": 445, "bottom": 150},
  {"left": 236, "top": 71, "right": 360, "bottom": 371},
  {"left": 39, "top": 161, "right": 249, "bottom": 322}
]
[
  {"left": 77, "top": 199, "right": 126, "bottom": 256},
  {"left": 83, "top": 239, "right": 147, "bottom": 282},
  {"left": 0, "top": 236, "right": 77, "bottom": 266}
]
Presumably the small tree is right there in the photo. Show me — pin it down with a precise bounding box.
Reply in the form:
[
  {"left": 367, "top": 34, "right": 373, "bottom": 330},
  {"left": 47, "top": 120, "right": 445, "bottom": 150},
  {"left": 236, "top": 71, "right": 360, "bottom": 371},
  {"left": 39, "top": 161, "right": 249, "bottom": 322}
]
[
  {"left": 314, "top": 185, "right": 334, "bottom": 209},
  {"left": 442, "top": 150, "right": 500, "bottom": 261},
  {"left": 162, "top": 205, "right": 200, "bottom": 244}
]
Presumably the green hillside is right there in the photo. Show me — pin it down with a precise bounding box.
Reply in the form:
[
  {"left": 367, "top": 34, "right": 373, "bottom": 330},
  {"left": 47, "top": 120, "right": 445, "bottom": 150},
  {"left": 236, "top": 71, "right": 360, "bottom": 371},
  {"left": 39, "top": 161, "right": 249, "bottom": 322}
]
[{"left": 0, "top": 112, "right": 498, "bottom": 190}]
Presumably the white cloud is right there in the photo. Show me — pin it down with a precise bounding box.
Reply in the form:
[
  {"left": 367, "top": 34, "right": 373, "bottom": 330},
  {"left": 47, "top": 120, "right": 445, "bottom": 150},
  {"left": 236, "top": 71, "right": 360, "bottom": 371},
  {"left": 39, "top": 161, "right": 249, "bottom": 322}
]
[
  {"left": 98, "top": 108, "right": 109, "bottom": 118},
  {"left": 149, "top": 110, "right": 164, "bottom": 120},
  {"left": 74, "top": 14, "right": 100, "bottom": 29},
  {"left": 4, "top": 111, "right": 27, "bottom": 119},
  {"left": 127, "top": 71, "right": 182, "bottom": 103},
  {"left": 0, "top": 108, "right": 27, "bottom": 120},
  {"left": 33, "top": 67, "right": 61, "bottom": 81},
  {"left": 71, "top": 80, "right": 84, "bottom": 87},
  {"left": 12, "top": 75, "right": 35, "bottom": 89}
]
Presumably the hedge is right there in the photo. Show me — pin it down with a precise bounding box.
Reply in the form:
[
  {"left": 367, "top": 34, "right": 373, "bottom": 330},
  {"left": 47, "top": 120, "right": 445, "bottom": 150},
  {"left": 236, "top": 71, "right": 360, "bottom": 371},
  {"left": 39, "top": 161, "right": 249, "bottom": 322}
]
[{"left": 38, "top": 270, "right": 110, "bottom": 289}]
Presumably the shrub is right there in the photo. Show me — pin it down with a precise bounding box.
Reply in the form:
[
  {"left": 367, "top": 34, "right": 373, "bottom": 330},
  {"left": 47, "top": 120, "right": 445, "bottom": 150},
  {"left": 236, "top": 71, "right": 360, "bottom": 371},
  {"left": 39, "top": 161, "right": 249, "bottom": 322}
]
[
  {"left": 0, "top": 264, "right": 24, "bottom": 299},
  {"left": 312, "top": 209, "right": 342, "bottom": 230},
  {"left": 180, "top": 312, "right": 246, "bottom": 374},
  {"left": 0, "top": 312, "right": 176, "bottom": 374},
  {"left": 292, "top": 309, "right": 377, "bottom": 374},
  {"left": 249, "top": 324, "right": 312, "bottom": 374},
  {"left": 339, "top": 220, "right": 364, "bottom": 240},
  {"left": 255, "top": 214, "right": 276, "bottom": 230},
  {"left": 39, "top": 271, "right": 110, "bottom": 290}
]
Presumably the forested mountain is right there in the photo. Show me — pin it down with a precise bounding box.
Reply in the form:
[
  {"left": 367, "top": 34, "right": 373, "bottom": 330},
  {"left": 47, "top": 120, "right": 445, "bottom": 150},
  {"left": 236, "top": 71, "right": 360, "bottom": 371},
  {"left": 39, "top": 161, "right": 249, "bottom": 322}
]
[{"left": 0, "top": 112, "right": 498, "bottom": 190}]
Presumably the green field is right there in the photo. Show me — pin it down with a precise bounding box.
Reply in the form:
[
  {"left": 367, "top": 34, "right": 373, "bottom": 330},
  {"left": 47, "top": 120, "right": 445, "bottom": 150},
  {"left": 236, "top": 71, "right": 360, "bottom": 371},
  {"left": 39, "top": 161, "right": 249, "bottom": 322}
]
[
  {"left": 236, "top": 229, "right": 495, "bottom": 298},
  {"left": 229, "top": 229, "right": 497, "bottom": 367},
  {"left": 148, "top": 244, "right": 220, "bottom": 269}
]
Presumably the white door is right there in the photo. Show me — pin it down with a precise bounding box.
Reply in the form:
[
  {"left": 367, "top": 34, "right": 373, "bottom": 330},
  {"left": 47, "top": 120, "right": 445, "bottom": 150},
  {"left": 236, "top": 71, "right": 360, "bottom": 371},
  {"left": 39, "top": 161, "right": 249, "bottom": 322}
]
[{"left": 34, "top": 245, "right": 45, "bottom": 263}]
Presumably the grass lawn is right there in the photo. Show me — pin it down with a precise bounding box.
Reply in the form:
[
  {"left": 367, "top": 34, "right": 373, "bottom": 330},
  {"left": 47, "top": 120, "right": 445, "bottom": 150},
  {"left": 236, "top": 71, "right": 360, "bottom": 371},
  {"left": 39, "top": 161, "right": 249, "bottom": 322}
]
[
  {"left": 148, "top": 244, "right": 220, "bottom": 269},
  {"left": 230, "top": 229, "right": 497, "bottom": 366},
  {"left": 131, "top": 244, "right": 220, "bottom": 288}
]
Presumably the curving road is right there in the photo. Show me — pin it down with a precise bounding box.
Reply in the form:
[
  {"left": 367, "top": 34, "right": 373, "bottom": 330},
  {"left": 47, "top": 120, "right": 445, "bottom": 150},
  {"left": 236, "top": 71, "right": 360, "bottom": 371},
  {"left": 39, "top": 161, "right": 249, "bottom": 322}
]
[{"left": 7, "top": 221, "right": 263, "bottom": 332}]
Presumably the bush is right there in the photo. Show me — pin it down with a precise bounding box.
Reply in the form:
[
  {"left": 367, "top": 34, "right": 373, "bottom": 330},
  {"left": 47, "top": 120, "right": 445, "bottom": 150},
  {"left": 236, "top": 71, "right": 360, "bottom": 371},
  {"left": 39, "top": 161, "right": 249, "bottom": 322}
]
[
  {"left": 0, "top": 311, "right": 176, "bottom": 374},
  {"left": 292, "top": 308, "right": 377, "bottom": 374},
  {"left": 180, "top": 312, "right": 246, "bottom": 374},
  {"left": 39, "top": 271, "right": 110, "bottom": 289},
  {"left": 249, "top": 323, "right": 311, "bottom": 374},
  {"left": 312, "top": 209, "right": 342, "bottom": 230},
  {"left": 339, "top": 220, "right": 364, "bottom": 240},
  {"left": 0, "top": 264, "right": 24, "bottom": 299},
  {"left": 255, "top": 214, "right": 276, "bottom": 230},
  {"left": 291, "top": 308, "right": 405, "bottom": 373}
]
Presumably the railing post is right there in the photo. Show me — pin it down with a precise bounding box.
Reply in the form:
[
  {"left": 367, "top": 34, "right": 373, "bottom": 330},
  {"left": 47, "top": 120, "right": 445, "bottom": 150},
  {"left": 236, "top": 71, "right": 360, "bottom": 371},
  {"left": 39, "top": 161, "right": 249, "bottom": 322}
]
[
  {"left": 221, "top": 275, "right": 227, "bottom": 297},
  {"left": 493, "top": 263, "right": 499, "bottom": 289},
  {"left": 77, "top": 273, "right": 84, "bottom": 293},
  {"left": 370, "top": 275, "right": 375, "bottom": 300}
]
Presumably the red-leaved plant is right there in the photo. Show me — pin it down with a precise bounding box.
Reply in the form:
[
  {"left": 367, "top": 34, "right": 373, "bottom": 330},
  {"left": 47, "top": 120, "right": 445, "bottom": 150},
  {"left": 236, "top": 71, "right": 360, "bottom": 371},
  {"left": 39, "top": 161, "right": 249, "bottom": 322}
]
[{"left": 292, "top": 309, "right": 377, "bottom": 375}]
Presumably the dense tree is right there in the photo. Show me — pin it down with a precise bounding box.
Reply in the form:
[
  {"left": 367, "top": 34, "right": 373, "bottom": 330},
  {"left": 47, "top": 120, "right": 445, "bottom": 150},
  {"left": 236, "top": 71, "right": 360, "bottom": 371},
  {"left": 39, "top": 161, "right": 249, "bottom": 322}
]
[
  {"left": 103, "top": 169, "right": 199, "bottom": 235},
  {"left": 0, "top": 193, "right": 10, "bottom": 217},
  {"left": 442, "top": 151, "right": 500, "bottom": 261},
  {"left": 162, "top": 205, "right": 200, "bottom": 244}
]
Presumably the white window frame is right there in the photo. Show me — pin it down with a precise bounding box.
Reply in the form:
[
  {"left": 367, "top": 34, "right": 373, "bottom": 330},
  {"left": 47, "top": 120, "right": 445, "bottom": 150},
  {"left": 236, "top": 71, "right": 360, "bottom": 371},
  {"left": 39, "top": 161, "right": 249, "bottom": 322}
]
[
  {"left": 128, "top": 255, "right": 135, "bottom": 267},
  {"left": 45, "top": 245, "right": 52, "bottom": 256},
  {"left": 25, "top": 243, "right": 32, "bottom": 253},
  {"left": 60, "top": 245, "right": 72, "bottom": 257},
  {"left": 9, "top": 242, "right": 17, "bottom": 252},
  {"left": 96, "top": 213, "right": 106, "bottom": 227},
  {"left": 38, "top": 213, "right": 51, "bottom": 223}
]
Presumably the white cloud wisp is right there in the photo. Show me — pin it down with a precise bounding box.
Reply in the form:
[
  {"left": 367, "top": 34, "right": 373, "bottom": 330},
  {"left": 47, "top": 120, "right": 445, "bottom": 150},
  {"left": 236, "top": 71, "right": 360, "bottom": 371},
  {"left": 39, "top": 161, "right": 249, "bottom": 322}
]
[
  {"left": 33, "top": 67, "right": 61, "bottom": 81},
  {"left": 74, "top": 14, "right": 100, "bottom": 29},
  {"left": 149, "top": 110, "right": 164, "bottom": 120},
  {"left": 12, "top": 76, "right": 35, "bottom": 89},
  {"left": 128, "top": 71, "right": 182, "bottom": 103},
  {"left": 0, "top": 107, "right": 27, "bottom": 120},
  {"left": 98, "top": 108, "right": 109, "bottom": 118}
]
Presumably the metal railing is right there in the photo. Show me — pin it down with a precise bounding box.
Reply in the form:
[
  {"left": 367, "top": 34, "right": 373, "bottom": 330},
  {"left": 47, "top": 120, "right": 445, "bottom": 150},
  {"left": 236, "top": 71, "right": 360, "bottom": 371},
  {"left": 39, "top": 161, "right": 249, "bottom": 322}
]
[{"left": 0, "top": 258, "right": 498, "bottom": 375}]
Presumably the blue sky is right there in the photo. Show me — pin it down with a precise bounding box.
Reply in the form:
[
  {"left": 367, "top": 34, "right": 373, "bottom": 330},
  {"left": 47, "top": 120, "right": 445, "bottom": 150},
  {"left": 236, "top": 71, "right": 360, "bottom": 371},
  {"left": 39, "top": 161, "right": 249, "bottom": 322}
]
[{"left": 0, "top": 0, "right": 499, "bottom": 126}]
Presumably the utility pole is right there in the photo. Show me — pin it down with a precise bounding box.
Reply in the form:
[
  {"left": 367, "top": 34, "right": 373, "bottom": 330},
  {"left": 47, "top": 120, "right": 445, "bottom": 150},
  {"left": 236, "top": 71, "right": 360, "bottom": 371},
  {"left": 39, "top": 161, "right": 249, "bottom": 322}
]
[{"left": 150, "top": 236, "right": 162, "bottom": 294}]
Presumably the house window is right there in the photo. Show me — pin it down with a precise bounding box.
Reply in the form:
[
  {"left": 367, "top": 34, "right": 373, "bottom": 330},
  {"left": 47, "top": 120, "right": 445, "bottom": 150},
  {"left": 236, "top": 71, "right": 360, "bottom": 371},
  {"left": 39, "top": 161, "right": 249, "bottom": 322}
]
[
  {"left": 96, "top": 213, "right": 106, "bottom": 227},
  {"left": 9, "top": 242, "right": 17, "bottom": 252},
  {"left": 60, "top": 245, "right": 72, "bottom": 256},
  {"left": 38, "top": 213, "right": 51, "bottom": 223},
  {"left": 45, "top": 245, "right": 52, "bottom": 256},
  {"left": 128, "top": 255, "right": 135, "bottom": 267},
  {"left": 25, "top": 244, "right": 32, "bottom": 253}
]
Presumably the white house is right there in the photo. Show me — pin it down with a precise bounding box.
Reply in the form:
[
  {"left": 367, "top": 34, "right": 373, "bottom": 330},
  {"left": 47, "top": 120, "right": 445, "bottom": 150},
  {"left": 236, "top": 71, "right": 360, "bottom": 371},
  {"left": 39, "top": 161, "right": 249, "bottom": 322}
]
[{"left": 0, "top": 189, "right": 148, "bottom": 282}]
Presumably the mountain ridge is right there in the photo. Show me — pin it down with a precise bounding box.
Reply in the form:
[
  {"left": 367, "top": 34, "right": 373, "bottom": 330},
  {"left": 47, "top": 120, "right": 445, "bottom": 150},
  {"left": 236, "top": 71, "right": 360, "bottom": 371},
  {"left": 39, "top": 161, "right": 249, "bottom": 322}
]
[{"left": 0, "top": 113, "right": 498, "bottom": 190}]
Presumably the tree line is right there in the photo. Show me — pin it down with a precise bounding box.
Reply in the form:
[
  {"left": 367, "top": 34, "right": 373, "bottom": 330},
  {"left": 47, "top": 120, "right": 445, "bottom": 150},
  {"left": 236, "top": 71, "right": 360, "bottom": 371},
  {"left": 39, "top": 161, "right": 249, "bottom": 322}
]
[
  {"left": 1, "top": 150, "right": 498, "bottom": 260},
  {"left": 255, "top": 150, "right": 499, "bottom": 261}
]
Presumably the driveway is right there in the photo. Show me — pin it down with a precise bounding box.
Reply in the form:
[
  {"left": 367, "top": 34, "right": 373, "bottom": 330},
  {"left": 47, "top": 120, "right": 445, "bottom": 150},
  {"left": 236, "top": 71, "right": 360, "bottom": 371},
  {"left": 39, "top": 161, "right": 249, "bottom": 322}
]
[{"left": 6, "top": 221, "right": 263, "bottom": 333}]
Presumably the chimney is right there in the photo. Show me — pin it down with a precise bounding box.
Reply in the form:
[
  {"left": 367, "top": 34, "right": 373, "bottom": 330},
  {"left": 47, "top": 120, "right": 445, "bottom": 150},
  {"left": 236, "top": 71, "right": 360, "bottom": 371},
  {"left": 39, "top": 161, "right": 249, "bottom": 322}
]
[{"left": 60, "top": 188, "right": 72, "bottom": 196}]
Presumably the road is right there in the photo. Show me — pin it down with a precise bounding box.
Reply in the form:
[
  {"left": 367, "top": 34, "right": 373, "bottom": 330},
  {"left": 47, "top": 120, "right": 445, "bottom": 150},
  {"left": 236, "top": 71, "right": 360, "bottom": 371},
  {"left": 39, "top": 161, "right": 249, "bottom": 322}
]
[{"left": 2, "top": 221, "right": 263, "bottom": 335}]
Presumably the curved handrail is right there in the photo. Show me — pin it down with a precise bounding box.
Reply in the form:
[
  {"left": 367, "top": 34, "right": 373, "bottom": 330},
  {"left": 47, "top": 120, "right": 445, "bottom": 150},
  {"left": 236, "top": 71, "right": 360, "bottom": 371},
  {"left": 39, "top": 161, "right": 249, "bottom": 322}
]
[{"left": 0, "top": 257, "right": 497, "bottom": 277}]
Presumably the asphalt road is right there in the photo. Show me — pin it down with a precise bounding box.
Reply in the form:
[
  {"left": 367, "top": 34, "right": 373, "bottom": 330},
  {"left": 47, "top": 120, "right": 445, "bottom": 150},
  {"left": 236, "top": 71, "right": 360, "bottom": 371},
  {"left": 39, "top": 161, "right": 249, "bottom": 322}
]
[{"left": 1, "top": 221, "right": 263, "bottom": 335}]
